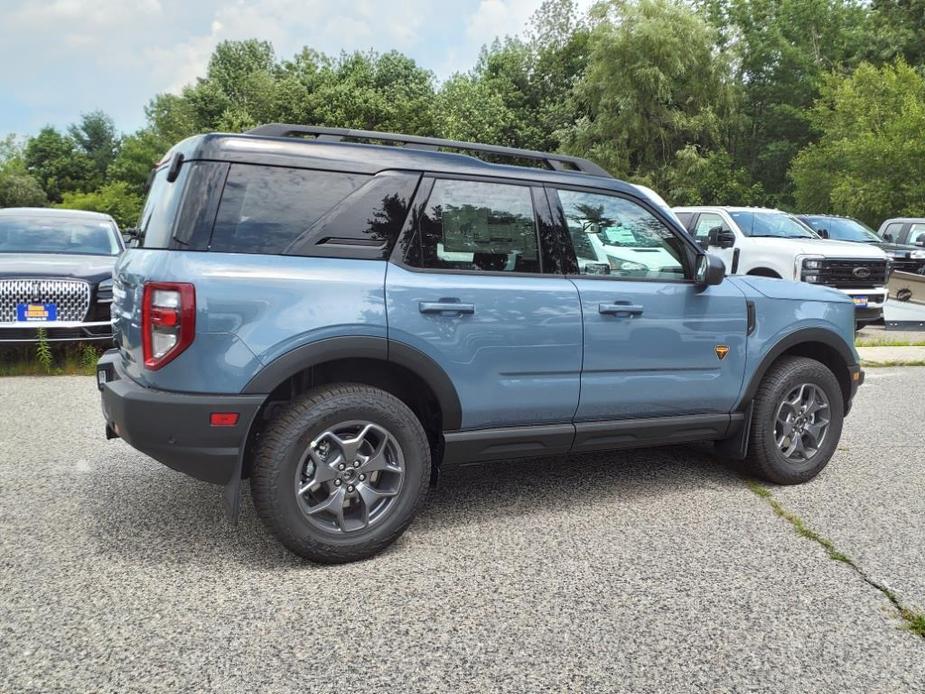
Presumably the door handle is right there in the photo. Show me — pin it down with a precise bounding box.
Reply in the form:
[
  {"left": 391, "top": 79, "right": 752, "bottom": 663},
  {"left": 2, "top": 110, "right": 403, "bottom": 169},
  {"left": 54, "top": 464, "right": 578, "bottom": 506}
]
[
  {"left": 419, "top": 301, "right": 475, "bottom": 315},
  {"left": 598, "top": 302, "right": 644, "bottom": 317}
]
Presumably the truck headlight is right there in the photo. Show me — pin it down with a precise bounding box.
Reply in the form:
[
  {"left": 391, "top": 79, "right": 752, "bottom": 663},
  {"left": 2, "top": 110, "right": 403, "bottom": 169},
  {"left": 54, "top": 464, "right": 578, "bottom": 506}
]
[
  {"left": 795, "top": 255, "right": 825, "bottom": 282},
  {"left": 97, "top": 278, "right": 113, "bottom": 302},
  {"left": 911, "top": 251, "right": 925, "bottom": 260}
]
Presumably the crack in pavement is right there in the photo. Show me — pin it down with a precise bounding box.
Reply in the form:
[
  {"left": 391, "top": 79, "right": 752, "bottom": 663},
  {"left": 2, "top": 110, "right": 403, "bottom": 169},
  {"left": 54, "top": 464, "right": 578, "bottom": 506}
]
[{"left": 746, "top": 479, "right": 925, "bottom": 640}]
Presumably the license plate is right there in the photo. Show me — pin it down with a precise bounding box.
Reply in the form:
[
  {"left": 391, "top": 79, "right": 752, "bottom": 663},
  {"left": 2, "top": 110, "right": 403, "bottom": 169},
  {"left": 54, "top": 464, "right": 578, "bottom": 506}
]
[
  {"left": 16, "top": 303, "right": 57, "bottom": 322},
  {"left": 851, "top": 297, "right": 868, "bottom": 308}
]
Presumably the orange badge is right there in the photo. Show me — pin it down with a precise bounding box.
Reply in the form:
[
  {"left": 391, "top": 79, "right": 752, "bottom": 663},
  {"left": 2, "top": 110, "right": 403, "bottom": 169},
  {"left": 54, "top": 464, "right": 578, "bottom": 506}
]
[{"left": 715, "top": 345, "right": 730, "bottom": 360}]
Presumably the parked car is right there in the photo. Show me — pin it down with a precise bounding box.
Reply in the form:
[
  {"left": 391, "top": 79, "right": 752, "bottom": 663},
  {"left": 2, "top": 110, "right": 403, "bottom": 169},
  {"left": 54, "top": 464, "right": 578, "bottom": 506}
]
[
  {"left": 97, "top": 126, "right": 864, "bottom": 563},
  {"left": 0, "top": 207, "right": 122, "bottom": 343},
  {"left": 798, "top": 214, "right": 925, "bottom": 275},
  {"left": 877, "top": 218, "right": 925, "bottom": 249},
  {"left": 674, "top": 206, "right": 890, "bottom": 328}
]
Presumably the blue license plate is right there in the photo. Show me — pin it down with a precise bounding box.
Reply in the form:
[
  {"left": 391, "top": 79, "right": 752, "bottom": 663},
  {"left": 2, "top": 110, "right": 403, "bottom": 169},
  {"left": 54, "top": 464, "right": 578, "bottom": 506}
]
[{"left": 17, "top": 303, "right": 57, "bottom": 322}]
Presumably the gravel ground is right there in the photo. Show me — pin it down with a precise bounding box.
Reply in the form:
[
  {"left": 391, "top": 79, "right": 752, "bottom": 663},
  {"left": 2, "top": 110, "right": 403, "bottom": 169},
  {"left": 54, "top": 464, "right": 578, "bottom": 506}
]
[{"left": 1, "top": 375, "right": 924, "bottom": 693}]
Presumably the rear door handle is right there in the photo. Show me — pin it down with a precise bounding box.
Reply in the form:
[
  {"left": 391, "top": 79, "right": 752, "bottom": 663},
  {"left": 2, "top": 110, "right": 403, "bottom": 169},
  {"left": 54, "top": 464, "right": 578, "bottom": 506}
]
[
  {"left": 598, "top": 303, "right": 644, "bottom": 317},
  {"left": 419, "top": 301, "right": 475, "bottom": 315}
]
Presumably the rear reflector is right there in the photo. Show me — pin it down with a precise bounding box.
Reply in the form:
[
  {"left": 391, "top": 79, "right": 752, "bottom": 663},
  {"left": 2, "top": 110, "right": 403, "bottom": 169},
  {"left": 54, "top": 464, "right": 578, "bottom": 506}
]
[{"left": 210, "top": 412, "right": 240, "bottom": 427}]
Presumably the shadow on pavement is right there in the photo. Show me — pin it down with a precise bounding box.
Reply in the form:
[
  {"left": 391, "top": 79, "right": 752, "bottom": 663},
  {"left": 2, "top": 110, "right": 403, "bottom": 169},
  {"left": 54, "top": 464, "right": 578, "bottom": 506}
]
[{"left": 82, "top": 443, "right": 744, "bottom": 568}]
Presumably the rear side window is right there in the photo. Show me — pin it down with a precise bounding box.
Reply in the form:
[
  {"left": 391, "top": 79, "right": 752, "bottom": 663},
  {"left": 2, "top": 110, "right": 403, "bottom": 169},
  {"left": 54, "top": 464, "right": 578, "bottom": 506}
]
[
  {"left": 406, "top": 179, "right": 541, "bottom": 273},
  {"left": 674, "top": 212, "right": 693, "bottom": 228},
  {"left": 210, "top": 165, "right": 368, "bottom": 254}
]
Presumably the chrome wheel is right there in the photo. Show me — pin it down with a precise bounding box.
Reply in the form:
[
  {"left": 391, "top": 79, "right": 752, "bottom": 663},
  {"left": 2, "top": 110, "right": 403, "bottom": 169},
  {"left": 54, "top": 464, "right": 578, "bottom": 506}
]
[
  {"left": 294, "top": 420, "right": 405, "bottom": 534},
  {"left": 774, "top": 383, "right": 830, "bottom": 462}
]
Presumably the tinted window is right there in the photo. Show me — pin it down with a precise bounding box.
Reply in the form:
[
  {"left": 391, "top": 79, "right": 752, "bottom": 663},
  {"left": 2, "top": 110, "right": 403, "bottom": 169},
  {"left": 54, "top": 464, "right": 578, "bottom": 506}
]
[
  {"left": 407, "top": 179, "right": 540, "bottom": 273},
  {"left": 284, "top": 171, "right": 420, "bottom": 259},
  {"left": 803, "top": 216, "right": 878, "bottom": 243},
  {"left": 882, "top": 222, "right": 903, "bottom": 240},
  {"left": 138, "top": 165, "right": 188, "bottom": 249},
  {"left": 674, "top": 212, "right": 693, "bottom": 228},
  {"left": 210, "top": 165, "right": 367, "bottom": 254},
  {"left": 555, "top": 189, "right": 687, "bottom": 279},
  {"left": 0, "top": 214, "right": 120, "bottom": 255}
]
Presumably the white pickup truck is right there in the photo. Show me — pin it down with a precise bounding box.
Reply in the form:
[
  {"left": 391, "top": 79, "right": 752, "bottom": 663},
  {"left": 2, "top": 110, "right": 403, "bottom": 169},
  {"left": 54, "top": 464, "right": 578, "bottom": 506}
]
[{"left": 674, "top": 206, "right": 890, "bottom": 327}]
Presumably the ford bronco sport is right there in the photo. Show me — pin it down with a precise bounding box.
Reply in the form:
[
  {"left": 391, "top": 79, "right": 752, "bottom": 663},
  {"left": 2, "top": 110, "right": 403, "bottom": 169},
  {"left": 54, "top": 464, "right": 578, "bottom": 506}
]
[
  {"left": 97, "top": 125, "right": 864, "bottom": 563},
  {"left": 674, "top": 206, "right": 890, "bottom": 328}
]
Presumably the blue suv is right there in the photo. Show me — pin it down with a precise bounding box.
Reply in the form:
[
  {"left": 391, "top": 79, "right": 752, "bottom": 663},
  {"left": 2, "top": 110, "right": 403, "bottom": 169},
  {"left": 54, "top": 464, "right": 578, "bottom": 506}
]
[{"left": 97, "top": 125, "right": 864, "bottom": 563}]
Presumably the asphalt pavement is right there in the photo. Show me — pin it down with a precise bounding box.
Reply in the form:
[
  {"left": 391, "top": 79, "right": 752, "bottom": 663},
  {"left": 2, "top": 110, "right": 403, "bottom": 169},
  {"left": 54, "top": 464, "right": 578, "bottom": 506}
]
[{"left": 1, "top": 372, "right": 924, "bottom": 692}]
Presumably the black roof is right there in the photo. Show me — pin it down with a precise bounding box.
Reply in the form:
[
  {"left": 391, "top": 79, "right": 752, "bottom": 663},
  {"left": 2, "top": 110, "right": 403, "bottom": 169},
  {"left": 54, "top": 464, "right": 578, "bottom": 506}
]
[{"left": 167, "top": 125, "right": 638, "bottom": 195}]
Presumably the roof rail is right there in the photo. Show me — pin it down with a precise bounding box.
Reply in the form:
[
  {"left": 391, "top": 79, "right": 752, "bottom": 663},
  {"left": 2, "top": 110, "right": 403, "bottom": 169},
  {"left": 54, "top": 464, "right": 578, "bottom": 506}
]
[{"left": 244, "top": 123, "right": 613, "bottom": 178}]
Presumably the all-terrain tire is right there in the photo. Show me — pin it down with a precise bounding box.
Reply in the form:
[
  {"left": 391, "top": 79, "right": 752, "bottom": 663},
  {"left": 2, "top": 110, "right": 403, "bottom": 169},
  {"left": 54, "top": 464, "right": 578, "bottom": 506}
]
[
  {"left": 251, "top": 383, "right": 430, "bottom": 563},
  {"left": 743, "top": 356, "right": 844, "bottom": 485}
]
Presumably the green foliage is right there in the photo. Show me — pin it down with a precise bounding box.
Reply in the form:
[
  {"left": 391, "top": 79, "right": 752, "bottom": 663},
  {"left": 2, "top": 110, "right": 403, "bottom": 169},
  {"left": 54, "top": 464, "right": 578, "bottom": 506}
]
[
  {"left": 34, "top": 329, "right": 53, "bottom": 373},
  {"left": 58, "top": 181, "right": 143, "bottom": 228},
  {"left": 24, "top": 127, "right": 96, "bottom": 202},
  {"left": 790, "top": 60, "right": 925, "bottom": 226},
  {"left": 68, "top": 111, "right": 120, "bottom": 179},
  {"left": 563, "top": 0, "right": 734, "bottom": 193}
]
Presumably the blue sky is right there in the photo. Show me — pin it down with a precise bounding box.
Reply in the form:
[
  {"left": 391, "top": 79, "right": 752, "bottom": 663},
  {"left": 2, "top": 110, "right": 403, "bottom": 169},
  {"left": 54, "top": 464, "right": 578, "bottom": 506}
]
[{"left": 0, "top": 0, "right": 592, "bottom": 138}]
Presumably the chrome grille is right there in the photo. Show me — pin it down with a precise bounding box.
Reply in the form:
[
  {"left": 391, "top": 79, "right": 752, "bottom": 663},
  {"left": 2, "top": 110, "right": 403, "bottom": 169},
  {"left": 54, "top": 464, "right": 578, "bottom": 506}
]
[{"left": 0, "top": 278, "right": 91, "bottom": 322}]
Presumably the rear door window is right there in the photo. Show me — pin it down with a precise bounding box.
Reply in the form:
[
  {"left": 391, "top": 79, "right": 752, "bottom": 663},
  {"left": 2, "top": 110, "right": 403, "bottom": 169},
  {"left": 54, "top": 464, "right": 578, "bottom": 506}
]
[
  {"left": 210, "top": 165, "right": 368, "bottom": 254},
  {"left": 405, "top": 179, "right": 541, "bottom": 273}
]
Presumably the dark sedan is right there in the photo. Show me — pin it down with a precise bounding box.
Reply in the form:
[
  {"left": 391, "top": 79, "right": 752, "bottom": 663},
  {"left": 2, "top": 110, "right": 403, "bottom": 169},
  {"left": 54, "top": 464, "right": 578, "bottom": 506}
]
[
  {"left": 799, "top": 214, "right": 925, "bottom": 274},
  {"left": 0, "top": 207, "right": 123, "bottom": 343}
]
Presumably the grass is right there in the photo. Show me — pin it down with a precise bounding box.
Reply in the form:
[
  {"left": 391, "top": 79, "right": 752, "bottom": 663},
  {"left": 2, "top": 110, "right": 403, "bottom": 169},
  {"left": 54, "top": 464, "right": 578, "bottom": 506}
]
[
  {"left": 0, "top": 341, "right": 103, "bottom": 377},
  {"left": 746, "top": 480, "right": 925, "bottom": 639},
  {"left": 855, "top": 338, "right": 925, "bottom": 347},
  {"left": 861, "top": 359, "right": 925, "bottom": 368}
]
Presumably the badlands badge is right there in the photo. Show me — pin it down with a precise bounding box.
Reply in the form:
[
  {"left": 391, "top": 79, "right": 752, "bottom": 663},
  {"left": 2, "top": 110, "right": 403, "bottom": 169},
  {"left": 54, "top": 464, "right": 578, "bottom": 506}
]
[{"left": 714, "top": 345, "right": 730, "bottom": 360}]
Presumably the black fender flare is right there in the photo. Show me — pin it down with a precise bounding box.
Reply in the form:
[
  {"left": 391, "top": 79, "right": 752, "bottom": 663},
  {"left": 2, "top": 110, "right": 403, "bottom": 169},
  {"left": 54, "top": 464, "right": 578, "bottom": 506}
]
[
  {"left": 225, "top": 336, "right": 462, "bottom": 521},
  {"left": 242, "top": 335, "right": 462, "bottom": 430},
  {"left": 737, "top": 327, "right": 856, "bottom": 410}
]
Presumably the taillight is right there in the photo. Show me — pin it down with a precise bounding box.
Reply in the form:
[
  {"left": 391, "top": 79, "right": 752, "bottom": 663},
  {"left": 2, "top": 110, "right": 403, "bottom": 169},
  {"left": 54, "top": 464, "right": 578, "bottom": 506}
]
[{"left": 142, "top": 282, "right": 195, "bottom": 370}]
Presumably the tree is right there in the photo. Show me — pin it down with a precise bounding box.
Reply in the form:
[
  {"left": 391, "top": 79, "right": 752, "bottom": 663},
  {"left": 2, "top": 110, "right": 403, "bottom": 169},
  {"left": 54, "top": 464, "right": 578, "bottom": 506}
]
[
  {"left": 23, "top": 127, "right": 95, "bottom": 202},
  {"left": 790, "top": 60, "right": 925, "bottom": 227},
  {"left": 697, "top": 0, "right": 869, "bottom": 206},
  {"left": 0, "top": 169, "right": 48, "bottom": 208},
  {"left": 866, "top": 0, "right": 925, "bottom": 67},
  {"left": 68, "top": 111, "right": 120, "bottom": 180},
  {"left": 563, "top": 0, "right": 736, "bottom": 193},
  {"left": 58, "top": 181, "right": 143, "bottom": 228}
]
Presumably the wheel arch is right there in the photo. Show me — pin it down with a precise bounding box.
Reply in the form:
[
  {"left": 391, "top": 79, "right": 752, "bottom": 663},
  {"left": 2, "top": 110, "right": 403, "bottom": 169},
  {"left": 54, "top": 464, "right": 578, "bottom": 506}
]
[
  {"left": 746, "top": 267, "right": 783, "bottom": 279},
  {"left": 739, "top": 328, "right": 855, "bottom": 412}
]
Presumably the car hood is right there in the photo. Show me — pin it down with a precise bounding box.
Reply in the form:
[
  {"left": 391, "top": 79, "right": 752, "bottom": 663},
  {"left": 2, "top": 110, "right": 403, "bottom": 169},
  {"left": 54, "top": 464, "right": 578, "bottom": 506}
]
[
  {"left": 870, "top": 240, "right": 925, "bottom": 256},
  {"left": 782, "top": 238, "right": 889, "bottom": 258},
  {"left": 0, "top": 253, "right": 117, "bottom": 283},
  {"left": 732, "top": 275, "right": 851, "bottom": 303}
]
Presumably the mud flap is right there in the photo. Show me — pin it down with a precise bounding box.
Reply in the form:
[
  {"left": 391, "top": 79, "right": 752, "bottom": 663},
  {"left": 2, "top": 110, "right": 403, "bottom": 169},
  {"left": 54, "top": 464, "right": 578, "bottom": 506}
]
[{"left": 714, "top": 402, "right": 753, "bottom": 460}]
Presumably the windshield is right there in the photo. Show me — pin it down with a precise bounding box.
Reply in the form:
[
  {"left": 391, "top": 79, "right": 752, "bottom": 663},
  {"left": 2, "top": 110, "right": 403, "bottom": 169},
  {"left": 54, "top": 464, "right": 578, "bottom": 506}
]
[
  {"left": 0, "top": 215, "right": 120, "bottom": 255},
  {"left": 803, "top": 216, "right": 880, "bottom": 243},
  {"left": 730, "top": 211, "right": 817, "bottom": 239}
]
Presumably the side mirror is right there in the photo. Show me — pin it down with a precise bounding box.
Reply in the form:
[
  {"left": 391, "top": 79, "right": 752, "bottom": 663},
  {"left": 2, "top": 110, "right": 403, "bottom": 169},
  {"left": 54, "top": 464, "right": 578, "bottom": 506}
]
[
  {"left": 707, "top": 226, "right": 736, "bottom": 249},
  {"left": 816, "top": 228, "right": 829, "bottom": 239},
  {"left": 583, "top": 262, "right": 611, "bottom": 275},
  {"left": 696, "top": 253, "right": 726, "bottom": 287}
]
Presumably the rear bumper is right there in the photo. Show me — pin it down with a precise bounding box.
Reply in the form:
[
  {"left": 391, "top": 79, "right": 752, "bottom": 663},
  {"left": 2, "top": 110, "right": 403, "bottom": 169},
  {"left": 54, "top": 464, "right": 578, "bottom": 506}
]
[{"left": 97, "top": 349, "right": 264, "bottom": 485}]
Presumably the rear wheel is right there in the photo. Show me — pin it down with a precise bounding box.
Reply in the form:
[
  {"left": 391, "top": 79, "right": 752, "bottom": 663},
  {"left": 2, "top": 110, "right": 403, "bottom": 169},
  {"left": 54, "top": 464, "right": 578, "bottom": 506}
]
[
  {"left": 251, "top": 383, "right": 430, "bottom": 563},
  {"left": 744, "top": 356, "right": 844, "bottom": 485}
]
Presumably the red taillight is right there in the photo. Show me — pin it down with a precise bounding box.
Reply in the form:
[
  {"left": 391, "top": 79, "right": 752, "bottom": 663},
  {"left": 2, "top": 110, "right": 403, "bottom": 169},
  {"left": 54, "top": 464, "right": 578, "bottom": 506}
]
[
  {"left": 210, "top": 412, "right": 240, "bottom": 427},
  {"left": 142, "top": 282, "right": 195, "bottom": 370}
]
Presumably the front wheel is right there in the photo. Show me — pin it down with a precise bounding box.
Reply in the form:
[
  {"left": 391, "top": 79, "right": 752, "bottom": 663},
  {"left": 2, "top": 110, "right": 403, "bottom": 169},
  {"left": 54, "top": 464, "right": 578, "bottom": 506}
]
[
  {"left": 251, "top": 383, "right": 431, "bottom": 563},
  {"left": 744, "top": 356, "right": 844, "bottom": 485}
]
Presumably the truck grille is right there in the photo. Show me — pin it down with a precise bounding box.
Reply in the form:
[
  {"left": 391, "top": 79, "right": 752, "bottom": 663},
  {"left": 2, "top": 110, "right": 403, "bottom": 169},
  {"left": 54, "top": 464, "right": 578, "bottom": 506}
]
[
  {"left": 0, "top": 279, "right": 91, "bottom": 322},
  {"left": 817, "top": 259, "right": 889, "bottom": 288}
]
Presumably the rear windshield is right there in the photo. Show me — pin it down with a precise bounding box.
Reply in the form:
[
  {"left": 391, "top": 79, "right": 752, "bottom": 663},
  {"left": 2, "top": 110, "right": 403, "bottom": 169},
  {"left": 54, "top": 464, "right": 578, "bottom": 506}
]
[
  {"left": 0, "top": 215, "right": 120, "bottom": 255},
  {"left": 137, "top": 164, "right": 189, "bottom": 249}
]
